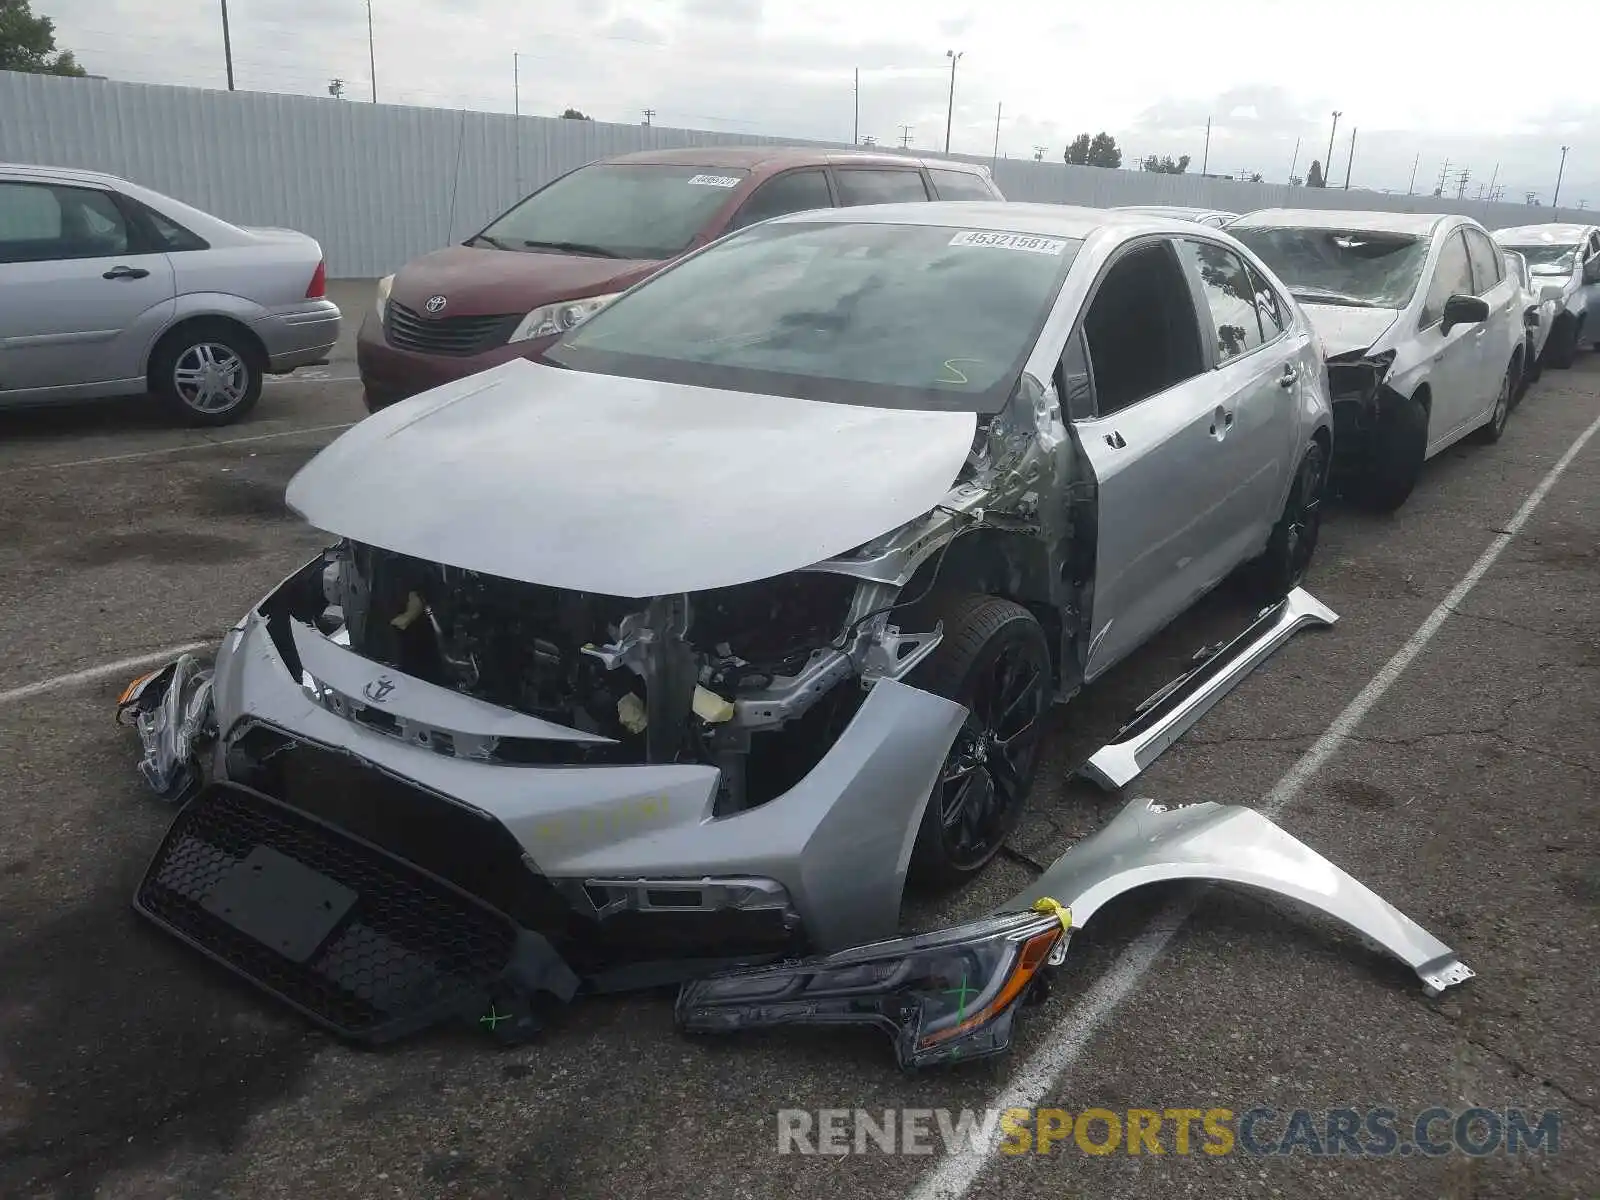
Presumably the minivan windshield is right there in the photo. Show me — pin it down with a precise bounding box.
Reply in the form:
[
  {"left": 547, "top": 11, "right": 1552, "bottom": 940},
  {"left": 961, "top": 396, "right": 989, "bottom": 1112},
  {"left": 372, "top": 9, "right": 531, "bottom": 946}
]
[
  {"left": 546, "top": 220, "right": 1082, "bottom": 413},
  {"left": 1231, "top": 226, "right": 1429, "bottom": 309},
  {"left": 474, "top": 164, "right": 750, "bottom": 261},
  {"left": 1505, "top": 244, "right": 1579, "bottom": 275}
]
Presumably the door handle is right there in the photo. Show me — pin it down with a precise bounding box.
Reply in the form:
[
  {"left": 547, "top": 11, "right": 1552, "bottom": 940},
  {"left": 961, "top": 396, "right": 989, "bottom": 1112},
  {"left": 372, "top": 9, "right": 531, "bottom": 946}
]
[
  {"left": 103, "top": 265, "right": 150, "bottom": 280},
  {"left": 1104, "top": 431, "right": 1126, "bottom": 449},
  {"left": 1277, "top": 365, "right": 1296, "bottom": 389}
]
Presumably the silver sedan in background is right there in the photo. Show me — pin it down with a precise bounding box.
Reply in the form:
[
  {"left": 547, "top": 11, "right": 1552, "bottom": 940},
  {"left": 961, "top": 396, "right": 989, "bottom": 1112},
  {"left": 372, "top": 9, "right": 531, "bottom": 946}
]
[{"left": 0, "top": 162, "right": 340, "bottom": 425}]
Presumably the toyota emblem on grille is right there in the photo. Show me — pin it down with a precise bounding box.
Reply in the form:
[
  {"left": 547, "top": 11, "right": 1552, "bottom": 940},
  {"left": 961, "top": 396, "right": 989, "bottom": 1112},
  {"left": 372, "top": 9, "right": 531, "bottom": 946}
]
[
  {"left": 364, "top": 677, "right": 397, "bottom": 703},
  {"left": 424, "top": 295, "right": 447, "bottom": 314}
]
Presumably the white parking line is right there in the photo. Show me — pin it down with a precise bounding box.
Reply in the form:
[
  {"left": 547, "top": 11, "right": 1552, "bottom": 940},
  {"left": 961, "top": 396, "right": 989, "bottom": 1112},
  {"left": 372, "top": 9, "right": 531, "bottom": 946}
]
[
  {"left": 9, "top": 422, "right": 356, "bottom": 472},
  {"left": 265, "top": 372, "right": 360, "bottom": 385},
  {"left": 909, "top": 405, "right": 1600, "bottom": 1200},
  {"left": 0, "top": 642, "right": 212, "bottom": 707}
]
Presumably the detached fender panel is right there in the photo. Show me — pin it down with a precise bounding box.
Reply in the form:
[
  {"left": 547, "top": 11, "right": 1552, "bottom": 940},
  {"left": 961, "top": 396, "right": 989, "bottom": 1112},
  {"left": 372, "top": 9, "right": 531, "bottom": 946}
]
[{"left": 1009, "top": 798, "right": 1474, "bottom": 995}]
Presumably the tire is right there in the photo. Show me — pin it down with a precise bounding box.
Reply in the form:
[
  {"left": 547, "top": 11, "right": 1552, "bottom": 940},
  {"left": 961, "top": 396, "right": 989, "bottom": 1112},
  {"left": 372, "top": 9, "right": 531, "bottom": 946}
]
[
  {"left": 1353, "top": 389, "right": 1428, "bottom": 513},
  {"left": 907, "top": 594, "right": 1052, "bottom": 888},
  {"left": 1544, "top": 315, "right": 1579, "bottom": 369},
  {"left": 1246, "top": 438, "right": 1326, "bottom": 600},
  {"left": 1472, "top": 362, "right": 1513, "bottom": 444},
  {"left": 150, "top": 322, "right": 263, "bottom": 426}
]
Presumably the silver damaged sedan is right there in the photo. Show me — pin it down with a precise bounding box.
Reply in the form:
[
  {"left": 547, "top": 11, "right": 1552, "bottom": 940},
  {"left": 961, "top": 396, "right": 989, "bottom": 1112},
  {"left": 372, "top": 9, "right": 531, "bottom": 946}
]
[
  {"left": 122, "top": 202, "right": 1334, "bottom": 1043},
  {"left": 0, "top": 162, "right": 341, "bottom": 424}
]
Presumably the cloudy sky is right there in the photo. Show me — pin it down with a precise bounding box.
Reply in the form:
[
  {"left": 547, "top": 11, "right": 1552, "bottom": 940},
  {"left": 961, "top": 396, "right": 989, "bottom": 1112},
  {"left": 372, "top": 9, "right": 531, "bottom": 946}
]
[{"left": 41, "top": 0, "right": 1599, "bottom": 207}]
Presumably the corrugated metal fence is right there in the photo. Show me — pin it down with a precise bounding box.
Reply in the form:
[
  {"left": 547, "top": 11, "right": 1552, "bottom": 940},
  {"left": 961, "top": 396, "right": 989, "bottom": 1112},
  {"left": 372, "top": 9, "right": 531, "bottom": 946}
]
[{"left": 4, "top": 70, "right": 1591, "bottom": 277}]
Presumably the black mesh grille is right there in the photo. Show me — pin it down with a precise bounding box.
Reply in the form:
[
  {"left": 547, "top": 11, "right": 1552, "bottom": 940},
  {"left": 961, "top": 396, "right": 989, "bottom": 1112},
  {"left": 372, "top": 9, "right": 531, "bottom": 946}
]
[
  {"left": 135, "top": 782, "right": 520, "bottom": 1042},
  {"left": 384, "top": 301, "right": 520, "bottom": 356}
]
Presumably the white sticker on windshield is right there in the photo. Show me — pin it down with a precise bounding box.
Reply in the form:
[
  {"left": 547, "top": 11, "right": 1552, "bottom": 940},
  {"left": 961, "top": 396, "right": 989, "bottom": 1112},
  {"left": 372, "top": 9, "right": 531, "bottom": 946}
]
[
  {"left": 688, "top": 174, "right": 742, "bottom": 188},
  {"left": 949, "top": 230, "right": 1068, "bottom": 255}
]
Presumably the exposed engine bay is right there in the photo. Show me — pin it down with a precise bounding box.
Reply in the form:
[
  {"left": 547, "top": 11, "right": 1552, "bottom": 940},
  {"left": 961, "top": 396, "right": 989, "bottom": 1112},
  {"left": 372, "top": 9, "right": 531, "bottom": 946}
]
[{"left": 308, "top": 538, "right": 947, "bottom": 811}]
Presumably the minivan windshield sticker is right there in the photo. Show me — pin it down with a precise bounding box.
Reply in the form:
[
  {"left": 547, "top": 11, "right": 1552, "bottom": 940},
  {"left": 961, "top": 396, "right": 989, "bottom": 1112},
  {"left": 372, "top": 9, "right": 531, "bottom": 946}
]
[
  {"left": 949, "top": 230, "right": 1068, "bottom": 254},
  {"left": 687, "top": 174, "right": 742, "bottom": 187}
]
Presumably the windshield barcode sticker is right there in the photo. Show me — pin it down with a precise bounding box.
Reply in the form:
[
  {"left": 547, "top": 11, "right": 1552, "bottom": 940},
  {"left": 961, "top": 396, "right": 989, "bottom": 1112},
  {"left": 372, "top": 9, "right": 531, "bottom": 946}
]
[
  {"left": 949, "top": 230, "right": 1068, "bottom": 254},
  {"left": 688, "top": 174, "right": 742, "bottom": 188}
]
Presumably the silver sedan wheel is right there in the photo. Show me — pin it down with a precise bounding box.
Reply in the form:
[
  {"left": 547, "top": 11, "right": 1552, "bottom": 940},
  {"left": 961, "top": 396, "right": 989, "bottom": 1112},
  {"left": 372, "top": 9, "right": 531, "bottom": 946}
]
[{"left": 172, "top": 342, "right": 250, "bottom": 414}]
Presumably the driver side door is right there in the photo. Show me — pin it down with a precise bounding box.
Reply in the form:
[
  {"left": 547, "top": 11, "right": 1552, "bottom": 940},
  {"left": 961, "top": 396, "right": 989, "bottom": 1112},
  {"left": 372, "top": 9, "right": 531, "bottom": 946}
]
[{"left": 1415, "top": 228, "right": 1482, "bottom": 446}]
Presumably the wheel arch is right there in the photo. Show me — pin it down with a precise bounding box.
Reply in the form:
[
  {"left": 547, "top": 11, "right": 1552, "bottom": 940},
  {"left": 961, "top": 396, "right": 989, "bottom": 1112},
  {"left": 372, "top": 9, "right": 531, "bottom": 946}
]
[{"left": 145, "top": 313, "right": 269, "bottom": 391}]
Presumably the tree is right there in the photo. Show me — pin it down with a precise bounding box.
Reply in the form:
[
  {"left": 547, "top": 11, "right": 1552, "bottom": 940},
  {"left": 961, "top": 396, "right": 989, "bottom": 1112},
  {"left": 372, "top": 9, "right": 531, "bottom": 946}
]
[
  {"left": 1246, "top": 172, "right": 1263, "bottom": 183},
  {"left": 1142, "top": 153, "right": 1191, "bottom": 174},
  {"left": 1306, "top": 159, "right": 1325, "bottom": 188},
  {"left": 1064, "top": 133, "right": 1091, "bottom": 165},
  {"left": 1, "top": 0, "right": 86, "bottom": 75},
  {"left": 1086, "top": 132, "right": 1121, "bottom": 168},
  {"left": 560, "top": 107, "right": 592, "bottom": 120},
  {"left": 1288, "top": 174, "right": 1304, "bottom": 187}
]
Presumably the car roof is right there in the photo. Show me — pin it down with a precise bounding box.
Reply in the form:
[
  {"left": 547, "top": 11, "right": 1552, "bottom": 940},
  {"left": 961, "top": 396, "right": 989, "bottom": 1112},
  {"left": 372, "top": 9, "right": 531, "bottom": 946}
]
[
  {"left": 1113, "top": 204, "right": 1235, "bottom": 220},
  {"left": 0, "top": 161, "right": 129, "bottom": 188},
  {"left": 768, "top": 200, "right": 1215, "bottom": 239},
  {"left": 601, "top": 145, "right": 990, "bottom": 177},
  {"left": 1491, "top": 223, "right": 1594, "bottom": 243},
  {"left": 1231, "top": 208, "right": 1450, "bottom": 236}
]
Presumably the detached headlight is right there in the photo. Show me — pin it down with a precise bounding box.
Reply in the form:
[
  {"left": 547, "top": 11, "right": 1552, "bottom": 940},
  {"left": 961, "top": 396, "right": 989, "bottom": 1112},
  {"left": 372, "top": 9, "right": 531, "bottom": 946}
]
[
  {"left": 374, "top": 274, "right": 394, "bottom": 323},
  {"left": 508, "top": 293, "right": 619, "bottom": 344},
  {"left": 675, "top": 905, "right": 1070, "bottom": 1070}
]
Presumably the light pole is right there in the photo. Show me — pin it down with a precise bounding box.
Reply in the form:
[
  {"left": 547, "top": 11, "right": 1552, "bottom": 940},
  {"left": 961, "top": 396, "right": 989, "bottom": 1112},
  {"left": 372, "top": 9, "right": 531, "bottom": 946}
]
[
  {"left": 1324, "top": 110, "right": 1341, "bottom": 187},
  {"left": 219, "top": 0, "right": 235, "bottom": 90},
  {"left": 944, "top": 50, "right": 962, "bottom": 154},
  {"left": 366, "top": 0, "right": 377, "bottom": 102},
  {"left": 1553, "top": 145, "right": 1570, "bottom": 211}
]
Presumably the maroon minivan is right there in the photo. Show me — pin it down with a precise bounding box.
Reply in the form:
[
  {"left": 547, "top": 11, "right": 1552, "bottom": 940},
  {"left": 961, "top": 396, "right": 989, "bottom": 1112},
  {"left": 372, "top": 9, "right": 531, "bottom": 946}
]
[{"left": 356, "top": 146, "right": 1003, "bottom": 410}]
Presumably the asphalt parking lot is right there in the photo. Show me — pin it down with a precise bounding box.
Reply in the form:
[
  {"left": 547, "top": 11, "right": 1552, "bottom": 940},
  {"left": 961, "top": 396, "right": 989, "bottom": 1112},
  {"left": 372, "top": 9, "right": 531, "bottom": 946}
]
[{"left": 1, "top": 285, "right": 1596, "bottom": 1200}]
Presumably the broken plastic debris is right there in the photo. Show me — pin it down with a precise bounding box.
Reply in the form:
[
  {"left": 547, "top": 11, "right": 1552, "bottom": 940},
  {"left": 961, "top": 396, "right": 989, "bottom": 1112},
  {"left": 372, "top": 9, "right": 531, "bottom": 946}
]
[
  {"left": 692, "top": 685, "right": 734, "bottom": 724},
  {"left": 617, "top": 693, "right": 648, "bottom": 735}
]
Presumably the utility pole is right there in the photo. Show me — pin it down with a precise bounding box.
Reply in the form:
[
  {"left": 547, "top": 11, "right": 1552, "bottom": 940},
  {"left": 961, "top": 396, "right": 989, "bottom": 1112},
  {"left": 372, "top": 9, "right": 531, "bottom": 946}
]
[
  {"left": 642, "top": 108, "right": 656, "bottom": 126},
  {"left": 1288, "top": 136, "right": 1300, "bottom": 184},
  {"left": 853, "top": 68, "right": 859, "bottom": 145},
  {"left": 1201, "top": 117, "right": 1211, "bottom": 175},
  {"left": 1486, "top": 162, "right": 1498, "bottom": 201},
  {"left": 1455, "top": 168, "right": 1470, "bottom": 200},
  {"left": 1434, "top": 158, "right": 1451, "bottom": 196},
  {"left": 1553, "top": 145, "right": 1570, "bottom": 210},
  {"left": 899, "top": 124, "right": 914, "bottom": 150},
  {"left": 513, "top": 53, "right": 519, "bottom": 116},
  {"left": 944, "top": 50, "right": 963, "bottom": 154},
  {"left": 1324, "top": 111, "right": 1341, "bottom": 186},
  {"left": 219, "top": 0, "right": 235, "bottom": 90},
  {"left": 366, "top": 0, "right": 377, "bottom": 102},
  {"left": 991, "top": 101, "right": 1002, "bottom": 168},
  {"left": 1343, "top": 126, "right": 1356, "bottom": 189},
  {"left": 1407, "top": 152, "right": 1420, "bottom": 195},
  {"left": 1033, "top": 145, "right": 1047, "bottom": 162}
]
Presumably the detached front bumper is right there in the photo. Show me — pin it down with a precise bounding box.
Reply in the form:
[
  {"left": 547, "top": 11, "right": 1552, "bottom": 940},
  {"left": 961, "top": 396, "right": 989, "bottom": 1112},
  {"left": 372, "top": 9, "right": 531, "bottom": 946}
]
[{"left": 126, "top": 590, "right": 965, "bottom": 1041}]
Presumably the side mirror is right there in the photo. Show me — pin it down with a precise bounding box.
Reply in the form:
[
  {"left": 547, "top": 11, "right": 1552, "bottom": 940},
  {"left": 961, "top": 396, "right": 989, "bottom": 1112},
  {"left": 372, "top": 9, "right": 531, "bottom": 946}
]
[
  {"left": 1540, "top": 284, "right": 1567, "bottom": 304},
  {"left": 1440, "top": 293, "right": 1490, "bottom": 335}
]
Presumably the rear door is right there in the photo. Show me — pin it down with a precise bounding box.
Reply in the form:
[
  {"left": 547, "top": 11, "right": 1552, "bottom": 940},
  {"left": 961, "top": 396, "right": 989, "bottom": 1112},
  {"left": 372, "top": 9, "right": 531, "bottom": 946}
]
[
  {"left": 722, "top": 168, "right": 835, "bottom": 234},
  {"left": 1582, "top": 231, "right": 1600, "bottom": 325},
  {"left": 1065, "top": 238, "right": 1228, "bottom": 680},
  {"left": 928, "top": 167, "right": 1002, "bottom": 201},
  {"left": 1175, "top": 237, "right": 1301, "bottom": 567},
  {"left": 1415, "top": 228, "right": 1481, "bottom": 443},
  {"left": 0, "top": 179, "right": 175, "bottom": 396}
]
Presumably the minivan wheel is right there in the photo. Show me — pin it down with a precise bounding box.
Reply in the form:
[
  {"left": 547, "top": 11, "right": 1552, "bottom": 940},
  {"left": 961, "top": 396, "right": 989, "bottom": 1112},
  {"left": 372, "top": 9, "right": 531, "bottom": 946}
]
[
  {"left": 151, "top": 323, "right": 262, "bottom": 426},
  {"left": 1248, "top": 438, "right": 1326, "bottom": 600},
  {"left": 1353, "top": 390, "right": 1429, "bottom": 513},
  {"left": 908, "top": 594, "right": 1051, "bottom": 888}
]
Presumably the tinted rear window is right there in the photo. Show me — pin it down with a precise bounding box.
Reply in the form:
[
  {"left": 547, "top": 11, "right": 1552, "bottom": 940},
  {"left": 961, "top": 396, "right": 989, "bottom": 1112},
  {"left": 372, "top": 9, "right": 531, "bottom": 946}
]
[
  {"left": 550, "top": 219, "right": 1081, "bottom": 413},
  {"left": 478, "top": 164, "right": 749, "bottom": 261},
  {"left": 930, "top": 168, "right": 997, "bottom": 201}
]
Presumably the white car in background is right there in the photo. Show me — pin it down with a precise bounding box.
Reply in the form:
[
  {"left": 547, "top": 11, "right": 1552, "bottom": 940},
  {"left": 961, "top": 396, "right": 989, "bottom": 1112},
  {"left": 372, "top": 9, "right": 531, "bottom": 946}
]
[
  {"left": 1112, "top": 205, "right": 1238, "bottom": 228},
  {"left": 0, "top": 162, "right": 341, "bottom": 425},
  {"left": 1231, "top": 209, "right": 1521, "bottom": 512},
  {"left": 1503, "top": 249, "right": 1557, "bottom": 398},
  {"left": 1490, "top": 223, "right": 1600, "bottom": 368}
]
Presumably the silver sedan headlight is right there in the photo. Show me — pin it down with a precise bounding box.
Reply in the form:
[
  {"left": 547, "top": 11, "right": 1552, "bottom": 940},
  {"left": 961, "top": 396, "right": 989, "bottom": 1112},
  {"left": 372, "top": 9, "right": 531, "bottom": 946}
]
[{"left": 508, "top": 293, "right": 619, "bottom": 344}]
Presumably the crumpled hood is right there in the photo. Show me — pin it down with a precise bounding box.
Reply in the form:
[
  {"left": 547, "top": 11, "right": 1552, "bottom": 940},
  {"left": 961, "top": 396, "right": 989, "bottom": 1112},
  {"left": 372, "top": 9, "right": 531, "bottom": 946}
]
[
  {"left": 285, "top": 359, "right": 978, "bottom": 598},
  {"left": 1300, "top": 304, "right": 1402, "bottom": 358}
]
